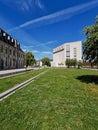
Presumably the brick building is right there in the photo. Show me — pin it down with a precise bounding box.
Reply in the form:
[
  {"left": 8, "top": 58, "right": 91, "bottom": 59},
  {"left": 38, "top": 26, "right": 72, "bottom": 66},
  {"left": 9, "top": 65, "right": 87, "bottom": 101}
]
[{"left": 0, "top": 28, "right": 24, "bottom": 70}]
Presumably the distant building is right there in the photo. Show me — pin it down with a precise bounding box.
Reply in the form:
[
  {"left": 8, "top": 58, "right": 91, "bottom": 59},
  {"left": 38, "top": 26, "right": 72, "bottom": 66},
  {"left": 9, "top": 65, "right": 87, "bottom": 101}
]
[
  {"left": 53, "top": 41, "right": 82, "bottom": 67},
  {"left": 36, "top": 59, "right": 53, "bottom": 67},
  {"left": 36, "top": 60, "right": 42, "bottom": 67},
  {"left": 0, "top": 28, "right": 24, "bottom": 70},
  {"left": 50, "top": 59, "right": 53, "bottom": 67}
]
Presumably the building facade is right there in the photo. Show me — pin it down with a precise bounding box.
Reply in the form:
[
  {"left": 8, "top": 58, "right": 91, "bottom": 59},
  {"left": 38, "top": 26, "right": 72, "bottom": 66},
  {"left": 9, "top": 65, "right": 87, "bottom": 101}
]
[
  {"left": 53, "top": 41, "right": 82, "bottom": 67},
  {"left": 0, "top": 28, "right": 24, "bottom": 70}
]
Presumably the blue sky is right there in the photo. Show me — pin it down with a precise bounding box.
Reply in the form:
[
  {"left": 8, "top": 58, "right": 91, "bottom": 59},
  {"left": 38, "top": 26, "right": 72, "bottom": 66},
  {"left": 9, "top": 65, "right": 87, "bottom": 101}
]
[{"left": 0, "top": 0, "right": 98, "bottom": 60}]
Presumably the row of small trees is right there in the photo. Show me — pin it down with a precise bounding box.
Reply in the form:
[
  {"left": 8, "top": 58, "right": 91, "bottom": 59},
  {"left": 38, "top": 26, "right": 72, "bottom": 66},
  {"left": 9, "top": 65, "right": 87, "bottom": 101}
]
[{"left": 66, "top": 59, "right": 82, "bottom": 69}]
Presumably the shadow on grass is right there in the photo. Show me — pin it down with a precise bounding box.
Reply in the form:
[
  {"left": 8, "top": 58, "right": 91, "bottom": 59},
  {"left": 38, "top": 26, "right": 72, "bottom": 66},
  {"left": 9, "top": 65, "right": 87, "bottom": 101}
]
[{"left": 76, "top": 75, "right": 98, "bottom": 84}]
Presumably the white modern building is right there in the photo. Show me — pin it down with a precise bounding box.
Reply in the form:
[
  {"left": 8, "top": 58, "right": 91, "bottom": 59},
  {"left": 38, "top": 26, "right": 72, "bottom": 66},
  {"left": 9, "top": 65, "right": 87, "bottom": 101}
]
[{"left": 53, "top": 41, "right": 82, "bottom": 67}]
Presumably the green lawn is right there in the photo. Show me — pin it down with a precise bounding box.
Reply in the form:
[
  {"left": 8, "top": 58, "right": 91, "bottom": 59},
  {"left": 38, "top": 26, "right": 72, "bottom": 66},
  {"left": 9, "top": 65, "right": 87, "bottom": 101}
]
[
  {"left": 0, "top": 68, "right": 98, "bottom": 130},
  {"left": 0, "top": 68, "right": 47, "bottom": 93}
]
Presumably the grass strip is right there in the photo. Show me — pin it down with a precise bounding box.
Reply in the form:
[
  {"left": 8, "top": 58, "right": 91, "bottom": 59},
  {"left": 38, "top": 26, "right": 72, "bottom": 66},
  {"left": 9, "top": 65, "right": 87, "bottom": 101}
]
[
  {"left": 0, "top": 68, "right": 48, "bottom": 93},
  {"left": 0, "top": 68, "right": 98, "bottom": 130}
]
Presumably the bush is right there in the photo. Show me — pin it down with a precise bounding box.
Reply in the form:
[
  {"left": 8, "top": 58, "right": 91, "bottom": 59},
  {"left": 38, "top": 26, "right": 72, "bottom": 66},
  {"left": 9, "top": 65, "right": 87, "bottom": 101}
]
[
  {"left": 65, "top": 59, "right": 71, "bottom": 68},
  {"left": 65, "top": 59, "right": 77, "bottom": 68},
  {"left": 77, "top": 60, "right": 82, "bottom": 69},
  {"left": 71, "top": 59, "right": 77, "bottom": 68},
  {"left": 65, "top": 59, "right": 82, "bottom": 68}
]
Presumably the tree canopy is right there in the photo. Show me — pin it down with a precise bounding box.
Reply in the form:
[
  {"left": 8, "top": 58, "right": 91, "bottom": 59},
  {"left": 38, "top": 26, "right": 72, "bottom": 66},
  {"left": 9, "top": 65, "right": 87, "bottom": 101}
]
[
  {"left": 24, "top": 51, "right": 36, "bottom": 67},
  {"left": 83, "top": 15, "right": 98, "bottom": 68},
  {"left": 41, "top": 57, "right": 51, "bottom": 66}
]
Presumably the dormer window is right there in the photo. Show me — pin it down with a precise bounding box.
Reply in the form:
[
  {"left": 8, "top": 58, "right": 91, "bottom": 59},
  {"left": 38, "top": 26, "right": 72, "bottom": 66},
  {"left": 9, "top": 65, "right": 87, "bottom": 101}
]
[
  {"left": 3, "top": 33, "right": 6, "bottom": 36},
  {"left": 8, "top": 36, "right": 10, "bottom": 40}
]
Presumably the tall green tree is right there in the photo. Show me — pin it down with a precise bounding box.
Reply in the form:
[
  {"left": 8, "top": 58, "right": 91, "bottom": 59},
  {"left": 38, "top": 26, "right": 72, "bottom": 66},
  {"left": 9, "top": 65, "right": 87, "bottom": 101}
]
[
  {"left": 83, "top": 15, "right": 98, "bottom": 68},
  {"left": 24, "top": 51, "right": 36, "bottom": 67},
  {"left": 41, "top": 57, "right": 51, "bottom": 66}
]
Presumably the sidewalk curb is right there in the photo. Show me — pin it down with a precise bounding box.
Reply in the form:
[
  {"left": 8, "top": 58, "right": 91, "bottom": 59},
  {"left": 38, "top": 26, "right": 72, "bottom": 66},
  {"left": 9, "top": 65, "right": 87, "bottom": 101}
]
[{"left": 0, "top": 70, "right": 48, "bottom": 101}]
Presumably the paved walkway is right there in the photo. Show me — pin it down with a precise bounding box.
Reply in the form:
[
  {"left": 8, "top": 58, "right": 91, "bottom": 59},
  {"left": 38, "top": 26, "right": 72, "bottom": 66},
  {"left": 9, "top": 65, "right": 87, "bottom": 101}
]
[
  {"left": 82, "top": 68, "right": 98, "bottom": 71},
  {"left": 0, "top": 67, "right": 39, "bottom": 78}
]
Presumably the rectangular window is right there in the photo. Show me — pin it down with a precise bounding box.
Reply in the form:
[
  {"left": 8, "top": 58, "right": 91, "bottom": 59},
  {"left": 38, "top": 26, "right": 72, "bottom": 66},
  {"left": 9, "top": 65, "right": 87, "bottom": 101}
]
[
  {"left": 10, "top": 49, "right": 12, "bottom": 55},
  {"left": 8, "top": 36, "right": 10, "bottom": 40},
  {"left": 66, "top": 51, "right": 70, "bottom": 57},
  {"left": 73, "top": 48, "right": 77, "bottom": 57},
  {"left": 0, "top": 45, "right": 3, "bottom": 52},
  {"left": 66, "top": 45, "right": 70, "bottom": 51},
  {"left": 13, "top": 50, "right": 15, "bottom": 56},
  {"left": 5, "top": 47, "right": 8, "bottom": 54},
  {"left": 66, "top": 45, "right": 70, "bottom": 57},
  {"left": 6, "top": 57, "right": 7, "bottom": 66},
  {"left": 0, "top": 30, "right": 2, "bottom": 37},
  {"left": 3, "top": 33, "right": 6, "bottom": 36}
]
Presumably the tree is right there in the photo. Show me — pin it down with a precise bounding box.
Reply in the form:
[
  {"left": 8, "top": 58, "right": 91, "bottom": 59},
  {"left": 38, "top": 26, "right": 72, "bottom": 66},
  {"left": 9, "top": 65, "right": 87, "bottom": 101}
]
[
  {"left": 41, "top": 57, "right": 51, "bottom": 66},
  {"left": 24, "top": 51, "right": 36, "bottom": 67},
  {"left": 83, "top": 16, "right": 98, "bottom": 68},
  {"left": 71, "top": 59, "right": 77, "bottom": 68},
  {"left": 77, "top": 60, "right": 82, "bottom": 69},
  {"left": 65, "top": 59, "right": 71, "bottom": 68},
  {"left": 65, "top": 59, "right": 77, "bottom": 68}
]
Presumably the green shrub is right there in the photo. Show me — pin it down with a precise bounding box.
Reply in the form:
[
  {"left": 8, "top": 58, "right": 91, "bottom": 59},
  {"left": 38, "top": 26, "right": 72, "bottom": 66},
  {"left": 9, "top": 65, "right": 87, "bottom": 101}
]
[
  {"left": 77, "top": 60, "right": 82, "bottom": 69},
  {"left": 65, "top": 59, "right": 77, "bottom": 68}
]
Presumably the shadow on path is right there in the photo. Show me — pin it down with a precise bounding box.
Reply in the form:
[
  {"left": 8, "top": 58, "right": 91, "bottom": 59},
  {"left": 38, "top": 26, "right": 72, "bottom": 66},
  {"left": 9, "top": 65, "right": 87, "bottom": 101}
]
[{"left": 76, "top": 75, "right": 98, "bottom": 85}]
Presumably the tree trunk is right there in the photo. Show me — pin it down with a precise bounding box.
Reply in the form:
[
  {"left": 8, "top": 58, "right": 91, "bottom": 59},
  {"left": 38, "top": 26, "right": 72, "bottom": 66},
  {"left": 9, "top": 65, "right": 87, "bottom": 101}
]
[
  {"left": 96, "top": 57, "right": 98, "bottom": 69},
  {"left": 97, "top": 63, "right": 98, "bottom": 69}
]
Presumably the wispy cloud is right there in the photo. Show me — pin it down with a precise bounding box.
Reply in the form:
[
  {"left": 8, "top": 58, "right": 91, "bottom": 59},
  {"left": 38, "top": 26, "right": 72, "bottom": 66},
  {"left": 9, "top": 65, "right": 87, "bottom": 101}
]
[
  {"left": 20, "top": 0, "right": 45, "bottom": 12},
  {"left": 34, "top": 40, "right": 58, "bottom": 47},
  {"left": 32, "top": 50, "right": 52, "bottom": 60},
  {"left": 8, "top": 0, "right": 98, "bottom": 32},
  {"left": 0, "top": 0, "right": 44, "bottom": 12},
  {"left": 21, "top": 40, "right": 57, "bottom": 58},
  {"left": 42, "top": 51, "right": 52, "bottom": 54},
  {"left": 20, "top": 0, "right": 32, "bottom": 11},
  {"left": 35, "top": 0, "right": 44, "bottom": 10},
  {"left": 21, "top": 40, "right": 58, "bottom": 51},
  {"left": 32, "top": 50, "right": 40, "bottom": 53}
]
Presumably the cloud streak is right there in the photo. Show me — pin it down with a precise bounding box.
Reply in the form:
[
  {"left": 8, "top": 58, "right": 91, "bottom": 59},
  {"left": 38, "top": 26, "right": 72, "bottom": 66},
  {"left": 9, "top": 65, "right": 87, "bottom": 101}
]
[
  {"left": 8, "top": 0, "right": 98, "bottom": 32},
  {"left": 35, "top": 0, "right": 44, "bottom": 10},
  {"left": 20, "top": 0, "right": 32, "bottom": 11},
  {"left": 0, "top": 0, "right": 44, "bottom": 12},
  {"left": 21, "top": 40, "right": 57, "bottom": 52}
]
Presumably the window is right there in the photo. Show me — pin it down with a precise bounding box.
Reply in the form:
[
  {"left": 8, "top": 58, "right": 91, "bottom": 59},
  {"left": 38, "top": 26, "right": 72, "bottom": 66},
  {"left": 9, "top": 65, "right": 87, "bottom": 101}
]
[
  {"left": 13, "top": 50, "right": 15, "bottom": 56},
  {"left": 66, "top": 45, "right": 70, "bottom": 51},
  {"left": 73, "top": 48, "right": 77, "bottom": 57},
  {"left": 0, "top": 45, "right": 3, "bottom": 52},
  {"left": 66, "top": 45, "right": 70, "bottom": 57},
  {"left": 5, "top": 47, "right": 8, "bottom": 54},
  {"left": 10, "top": 60, "right": 12, "bottom": 66},
  {"left": 13, "top": 59, "right": 15, "bottom": 66},
  {"left": 5, "top": 57, "right": 7, "bottom": 66},
  {"left": 3, "top": 32, "right": 6, "bottom": 36},
  {"left": 8, "top": 36, "right": 10, "bottom": 40},
  {"left": 0, "top": 30, "right": 2, "bottom": 38},
  {"left": 66, "top": 51, "right": 70, "bottom": 57},
  {"left": 9, "top": 49, "right": 12, "bottom": 55}
]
